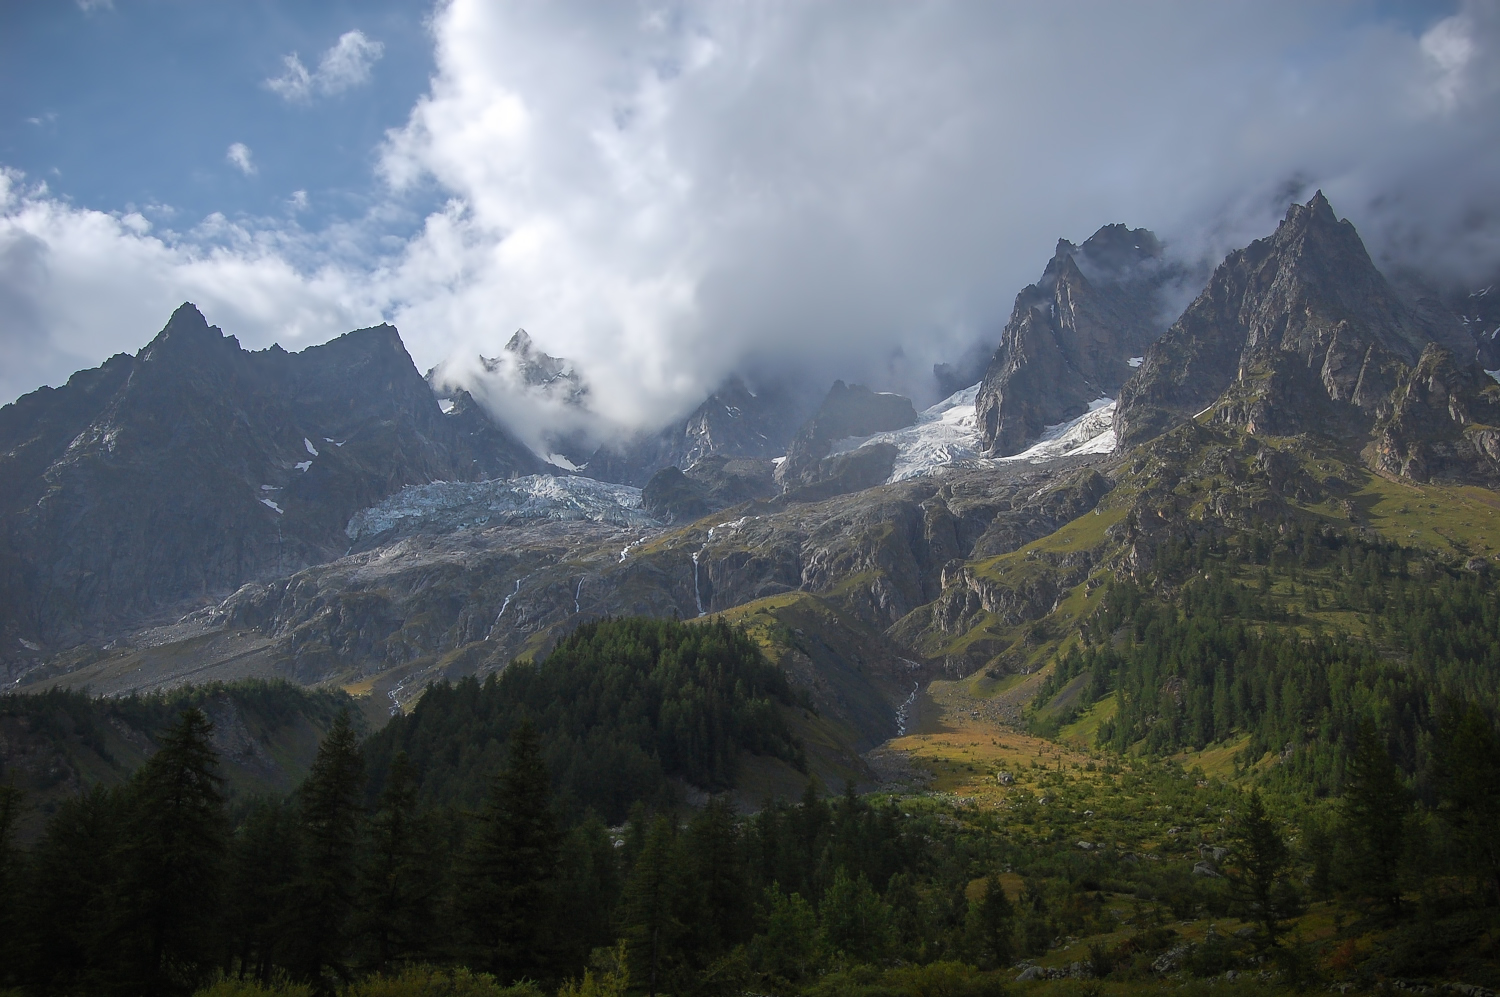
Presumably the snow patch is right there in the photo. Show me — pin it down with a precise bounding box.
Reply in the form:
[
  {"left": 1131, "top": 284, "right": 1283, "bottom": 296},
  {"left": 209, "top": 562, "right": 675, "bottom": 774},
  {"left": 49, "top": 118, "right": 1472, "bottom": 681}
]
[
  {"left": 828, "top": 384, "right": 984, "bottom": 481},
  {"left": 823, "top": 384, "right": 1117, "bottom": 481},
  {"left": 438, "top": 398, "right": 455, "bottom": 414},
  {"left": 346, "top": 474, "right": 657, "bottom": 540},
  {"left": 546, "top": 452, "right": 581, "bottom": 472},
  {"left": 1128, "top": 356, "right": 1145, "bottom": 368},
  {"left": 997, "top": 397, "right": 1117, "bottom": 463},
  {"left": 304, "top": 438, "right": 319, "bottom": 456},
  {"left": 260, "top": 498, "right": 284, "bottom": 514},
  {"left": 295, "top": 461, "right": 312, "bottom": 472},
  {"left": 1486, "top": 369, "right": 1500, "bottom": 385},
  {"left": 260, "top": 484, "right": 280, "bottom": 491}
]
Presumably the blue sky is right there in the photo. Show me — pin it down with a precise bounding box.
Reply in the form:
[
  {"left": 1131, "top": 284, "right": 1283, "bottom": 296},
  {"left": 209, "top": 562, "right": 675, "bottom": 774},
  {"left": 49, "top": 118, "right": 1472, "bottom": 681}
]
[
  {"left": 1, "top": 0, "right": 436, "bottom": 235},
  {"left": 2, "top": 1, "right": 1497, "bottom": 455}
]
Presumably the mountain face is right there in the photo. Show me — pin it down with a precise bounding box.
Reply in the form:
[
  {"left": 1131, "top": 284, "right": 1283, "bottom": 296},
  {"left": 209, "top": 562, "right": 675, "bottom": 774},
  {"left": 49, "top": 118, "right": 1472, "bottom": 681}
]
[
  {"left": 0, "top": 304, "right": 546, "bottom": 656},
  {"left": 774, "top": 381, "right": 918, "bottom": 495},
  {"left": 975, "top": 224, "right": 1181, "bottom": 456},
  {"left": 585, "top": 376, "right": 811, "bottom": 486},
  {"left": 1115, "top": 193, "right": 1475, "bottom": 449}
]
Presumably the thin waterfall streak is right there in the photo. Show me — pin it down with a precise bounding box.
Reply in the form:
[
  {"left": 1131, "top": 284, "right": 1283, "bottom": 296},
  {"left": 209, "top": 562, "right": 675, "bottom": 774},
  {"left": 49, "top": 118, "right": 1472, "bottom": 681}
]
[{"left": 486, "top": 578, "right": 522, "bottom": 639}]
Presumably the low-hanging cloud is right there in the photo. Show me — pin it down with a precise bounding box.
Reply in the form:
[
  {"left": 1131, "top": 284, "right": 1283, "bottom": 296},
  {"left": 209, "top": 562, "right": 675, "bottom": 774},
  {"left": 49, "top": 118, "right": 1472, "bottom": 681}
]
[
  {"left": 266, "top": 29, "right": 385, "bottom": 103},
  {"left": 5, "top": 1, "right": 1500, "bottom": 454}
]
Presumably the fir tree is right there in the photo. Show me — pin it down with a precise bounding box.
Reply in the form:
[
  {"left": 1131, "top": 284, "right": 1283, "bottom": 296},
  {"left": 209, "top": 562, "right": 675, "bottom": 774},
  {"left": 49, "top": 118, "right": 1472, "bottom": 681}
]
[
  {"left": 288, "top": 710, "right": 366, "bottom": 991},
  {"left": 117, "top": 707, "right": 229, "bottom": 995},
  {"left": 1339, "top": 723, "right": 1409, "bottom": 915},
  {"left": 966, "top": 872, "right": 1016, "bottom": 969},
  {"left": 1224, "top": 790, "right": 1300, "bottom": 950},
  {"left": 622, "top": 814, "right": 684, "bottom": 997},
  {"left": 459, "top": 718, "right": 560, "bottom": 982},
  {"left": 357, "top": 751, "right": 439, "bottom": 972}
]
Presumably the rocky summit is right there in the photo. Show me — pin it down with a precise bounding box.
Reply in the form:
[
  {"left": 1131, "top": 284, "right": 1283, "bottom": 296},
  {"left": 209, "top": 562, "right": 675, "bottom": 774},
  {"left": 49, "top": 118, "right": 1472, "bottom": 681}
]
[{"left": 0, "top": 304, "right": 545, "bottom": 658}]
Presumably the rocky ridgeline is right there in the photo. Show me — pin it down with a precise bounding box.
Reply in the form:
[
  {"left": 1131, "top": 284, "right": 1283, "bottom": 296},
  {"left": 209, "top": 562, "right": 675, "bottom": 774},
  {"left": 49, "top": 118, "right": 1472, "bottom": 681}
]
[{"left": 0, "top": 304, "right": 546, "bottom": 659}]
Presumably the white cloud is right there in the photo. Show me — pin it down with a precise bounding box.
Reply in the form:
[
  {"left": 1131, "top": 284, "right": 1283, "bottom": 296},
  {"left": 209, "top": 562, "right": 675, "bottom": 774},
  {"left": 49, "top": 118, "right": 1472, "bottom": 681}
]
[
  {"left": 225, "top": 142, "right": 256, "bottom": 176},
  {"left": 6, "top": 1, "right": 1500, "bottom": 455},
  {"left": 289, "top": 190, "right": 309, "bottom": 212},
  {"left": 267, "top": 30, "right": 384, "bottom": 103}
]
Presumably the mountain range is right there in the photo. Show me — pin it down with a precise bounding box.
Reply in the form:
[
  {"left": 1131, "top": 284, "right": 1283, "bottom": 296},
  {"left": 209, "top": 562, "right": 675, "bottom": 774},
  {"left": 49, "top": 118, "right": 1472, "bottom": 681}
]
[{"left": 5, "top": 191, "right": 1499, "bottom": 785}]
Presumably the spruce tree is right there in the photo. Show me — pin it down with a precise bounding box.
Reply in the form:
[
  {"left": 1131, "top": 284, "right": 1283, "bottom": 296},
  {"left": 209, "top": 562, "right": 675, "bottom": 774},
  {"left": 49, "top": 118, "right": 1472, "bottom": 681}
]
[
  {"left": 1339, "top": 723, "right": 1409, "bottom": 915},
  {"left": 684, "top": 796, "right": 749, "bottom": 957},
  {"left": 1224, "top": 790, "right": 1299, "bottom": 950},
  {"left": 288, "top": 710, "right": 365, "bottom": 991},
  {"left": 0, "top": 784, "right": 23, "bottom": 988},
  {"left": 1434, "top": 702, "right": 1500, "bottom": 904},
  {"left": 223, "top": 798, "right": 302, "bottom": 985},
  {"left": 622, "top": 814, "right": 684, "bottom": 997},
  {"left": 357, "top": 751, "right": 439, "bottom": 971},
  {"left": 117, "top": 707, "right": 229, "bottom": 995},
  {"left": 967, "top": 872, "right": 1015, "bottom": 969},
  {"left": 459, "top": 718, "right": 560, "bottom": 982}
]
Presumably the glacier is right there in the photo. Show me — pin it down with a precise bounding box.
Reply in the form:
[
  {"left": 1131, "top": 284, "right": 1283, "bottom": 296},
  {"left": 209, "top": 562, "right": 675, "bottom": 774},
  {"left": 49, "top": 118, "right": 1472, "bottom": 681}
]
[
  {"left": 827, "top": 384, "right": 1116, "bottom": 483},
  {"left": 347, "top": 474, "right": 657, "bottom": 541}
]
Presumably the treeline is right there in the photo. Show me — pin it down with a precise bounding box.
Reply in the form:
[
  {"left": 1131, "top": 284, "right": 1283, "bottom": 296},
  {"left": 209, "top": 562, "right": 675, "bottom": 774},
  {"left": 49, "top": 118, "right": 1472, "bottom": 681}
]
[
  {"left": 0, "top": 707, "right": 1020, "bottom": 996},
  {"left": 363, "top": 617, "right": 808, "bottom": 820},
  {"left": 1036, "top": 524, "right": 1500, "bottom": 793},
  {"left": 0, "top": 680, "right": 351, "bottom": 800}
]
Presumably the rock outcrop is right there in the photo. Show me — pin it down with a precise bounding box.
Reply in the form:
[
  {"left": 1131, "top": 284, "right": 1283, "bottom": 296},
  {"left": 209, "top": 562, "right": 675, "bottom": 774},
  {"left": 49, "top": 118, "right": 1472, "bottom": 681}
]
[
  {"left": 1115, "top": 192, "right": 1467, "bottom": 447},
  {"left": 586, "top": 376, "right": 811, "bottom": 486},
  {"left": 976, "top": 224, "right": 1181, "bottom": 455},
  {"left": 775, "top": 381, "right": 918, "bottom": 494},
  {"left": 0, "top": 304, "right": 547, "bottom": 654}
]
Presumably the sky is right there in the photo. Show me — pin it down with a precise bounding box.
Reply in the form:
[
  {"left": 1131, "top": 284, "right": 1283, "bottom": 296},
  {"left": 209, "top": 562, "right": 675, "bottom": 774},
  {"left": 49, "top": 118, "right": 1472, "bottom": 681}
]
[{"left": 3, "top": 0, "right": 1499, "bottom": 454}]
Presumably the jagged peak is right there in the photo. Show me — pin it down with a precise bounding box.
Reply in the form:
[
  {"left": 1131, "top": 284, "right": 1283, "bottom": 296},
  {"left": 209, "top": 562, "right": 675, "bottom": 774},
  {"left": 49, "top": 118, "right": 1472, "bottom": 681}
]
[
  {"left": 139, "top": 302, "right": 233, "bottom": 363},
  {"left": 1282, "top": 189, "right": 1340, "bottom": 228}
]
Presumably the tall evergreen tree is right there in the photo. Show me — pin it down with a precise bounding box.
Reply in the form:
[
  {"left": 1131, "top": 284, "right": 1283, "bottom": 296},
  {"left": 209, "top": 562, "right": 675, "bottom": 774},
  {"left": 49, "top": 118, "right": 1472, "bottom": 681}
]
[
  {"left": 0, "top": 783, "right": 24, "bottom": 989},
  {"left": 966, "top": 872, "right": 1015, "bottom": 969},
  {"left": 288, "top": 710, "right": 365, "bottom": 991},
  {"left": 622, "top": 815, "right": 684, "bottom": 997},
  {"left": 116, "top": 707, "right": 229, "bottom": 995},
  {"left": 357, "top": 751, "right": 440, "bottom": 972},
  {"left": 459, "top": 718, "right": 560, "bottom": 982},
  {"left": 1339, "top": 723, "right": 1410, "bottom": 915},
  {"left": 22, "top": 785, "right": 129, "bottom": 994},
  {"left": 684, "top": 796, "right": 749, "bottom": 958},
  {"left": 1224, "top": 790, "right": 1300, "bottom": 950},
  {"left": 1434, "top": 702, "right": 1500, "bottom": 904},
  {"left": 223, "top": 798, "right": 302, "bottom": 985}
]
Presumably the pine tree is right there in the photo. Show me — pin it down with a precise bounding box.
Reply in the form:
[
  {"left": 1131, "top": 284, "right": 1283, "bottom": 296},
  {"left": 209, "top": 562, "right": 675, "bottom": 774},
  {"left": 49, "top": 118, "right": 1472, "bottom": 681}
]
[
  {"left": 223, "top": 798, "right": 302, "bottom": 984},
  {"left": 1224, "top": 790, "right": 1300, "bottom": 950},
  {"left": 459, "top": 717, "right": 560, "bottom": 982},
  {"left": 966, "top": 872, "right": 1015, "bottom": 969},
  {"left": 112, "top": 707, "right": 229, "bottom": 995},
  {"left": 288, "top": 710, "right": 365, "bottom": 991},
  {"left": 819, "top": 868, "right": 893, "bottom": 965},
  {"left": 357, "top": 751, "right": 439, "bottom": 972},
  {"left": 1434, "top": 702, "right": 1500, "bottom": 904},
  {"left": 1339, "top": 723, "right": 1409, "bottom": 915},
  {"left": 684, "top": 796, "right": 749, "bottom": 958},
  {"left": 622, "top": 814, "right": 684, "bottom": 997},
  {"left": 0, "top": 783, "right": 24, "bottom": 988}
]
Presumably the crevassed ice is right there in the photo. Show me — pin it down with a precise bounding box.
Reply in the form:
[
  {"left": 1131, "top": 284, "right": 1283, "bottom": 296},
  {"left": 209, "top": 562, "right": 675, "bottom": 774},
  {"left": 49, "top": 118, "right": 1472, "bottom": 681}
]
[
  {"left": 347, "top": 474, "right": 657, "bottom": 540},
  {"left": 998, "top": 397, "right": 1117, "bottom": 463},
  {"left": 826, "top": 384, "right": 1116, "bottom": 483}
]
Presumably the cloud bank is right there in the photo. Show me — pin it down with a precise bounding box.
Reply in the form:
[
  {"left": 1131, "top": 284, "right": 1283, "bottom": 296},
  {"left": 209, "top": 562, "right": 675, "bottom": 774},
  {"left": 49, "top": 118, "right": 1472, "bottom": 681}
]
[{"left": 5, "top": 1, "right": 1500, "bottom": 454}]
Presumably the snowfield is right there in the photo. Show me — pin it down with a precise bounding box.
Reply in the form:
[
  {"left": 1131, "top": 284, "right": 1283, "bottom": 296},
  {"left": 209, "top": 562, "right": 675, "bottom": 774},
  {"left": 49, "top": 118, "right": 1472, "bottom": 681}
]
[
  {"left": 827, "top": 385, "right": 1117, "bottom": 483},
  {"left": 347, "top": 474, "right": 656, "bottom": 540}
]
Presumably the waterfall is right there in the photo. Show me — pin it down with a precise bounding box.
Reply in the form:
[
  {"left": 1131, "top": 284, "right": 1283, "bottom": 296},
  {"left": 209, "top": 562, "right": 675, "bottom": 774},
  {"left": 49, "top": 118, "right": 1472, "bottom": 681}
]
[
  {"left": 691, "top": 527, "right": 715, "bottom": 617},
  {"left": 485, "top": 578, "right": 522, "bottom": 639},
  {"left": 895, "top": 681, "right": 920, "bottom": 736}
]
